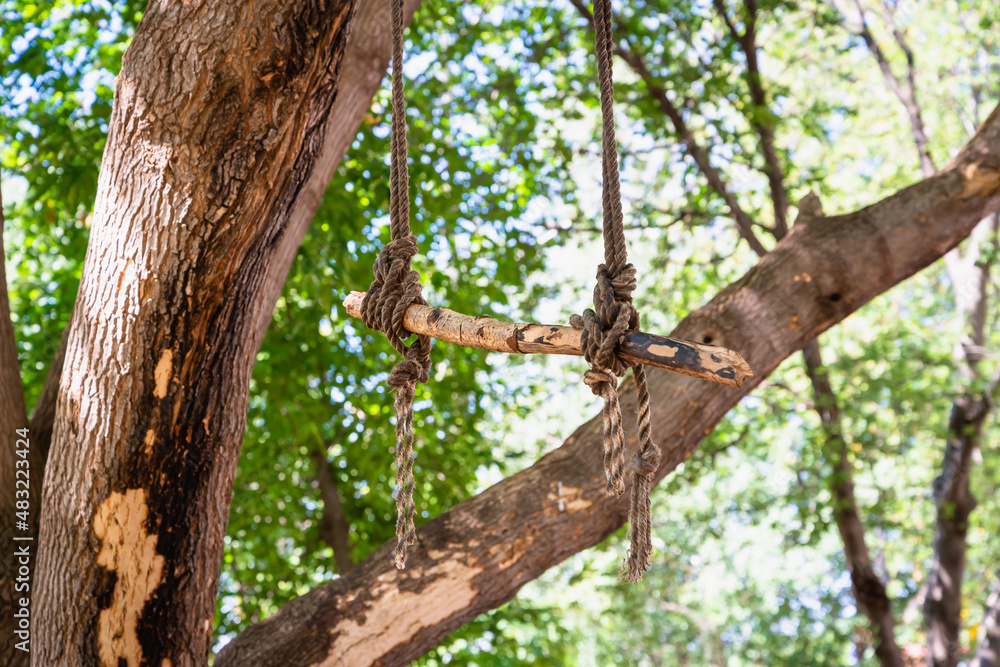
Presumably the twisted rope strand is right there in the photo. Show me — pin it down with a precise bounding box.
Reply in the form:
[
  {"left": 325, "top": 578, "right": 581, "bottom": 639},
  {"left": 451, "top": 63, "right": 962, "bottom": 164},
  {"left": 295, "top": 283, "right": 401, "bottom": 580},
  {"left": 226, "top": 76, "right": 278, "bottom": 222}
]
[
  {"left": 573, "top": 0, "right": 662, "bottom": 584},
  {"left": 361, "top": 0, "right": 431, "bottom": 570}
]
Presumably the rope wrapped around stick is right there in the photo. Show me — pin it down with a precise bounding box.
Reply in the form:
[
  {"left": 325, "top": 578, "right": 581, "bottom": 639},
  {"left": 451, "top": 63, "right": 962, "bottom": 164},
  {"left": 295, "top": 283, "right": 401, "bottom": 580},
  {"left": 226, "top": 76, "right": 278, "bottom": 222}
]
[
  {"left": 571, "top": 0, "right": 661, "bottom": 584},
  {"left": 360, "top": 0, "right": 431, "bottom": 570}
]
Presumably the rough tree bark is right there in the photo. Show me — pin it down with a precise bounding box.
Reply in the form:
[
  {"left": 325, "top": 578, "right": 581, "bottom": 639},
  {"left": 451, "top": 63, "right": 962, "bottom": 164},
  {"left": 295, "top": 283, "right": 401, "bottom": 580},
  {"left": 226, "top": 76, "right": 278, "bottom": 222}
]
[
  {"left": 215, "top": 106, "right": 1000, "bottom": 666},
  {"left": 1, "top": 192, "right": 33, "bottom": 667},
  {"left": 32, "top": 1, "right": 359, "bottom": 665}
]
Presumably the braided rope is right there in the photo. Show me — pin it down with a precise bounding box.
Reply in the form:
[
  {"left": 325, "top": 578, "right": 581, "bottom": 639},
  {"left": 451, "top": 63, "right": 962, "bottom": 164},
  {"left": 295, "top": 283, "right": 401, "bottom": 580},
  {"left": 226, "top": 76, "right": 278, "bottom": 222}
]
[
  {"left": 572, "top": 0, "right": 661, "bottom": 584},
  {"left": 360, "top": 0, "right": 431, "bottom": 570}
]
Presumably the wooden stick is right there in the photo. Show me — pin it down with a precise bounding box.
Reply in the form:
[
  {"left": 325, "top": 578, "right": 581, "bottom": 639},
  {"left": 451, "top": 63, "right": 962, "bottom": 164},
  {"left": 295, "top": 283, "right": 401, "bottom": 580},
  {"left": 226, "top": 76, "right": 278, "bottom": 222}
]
[{"left": 343, "top": 292, "right": 755, "bottom": 387}]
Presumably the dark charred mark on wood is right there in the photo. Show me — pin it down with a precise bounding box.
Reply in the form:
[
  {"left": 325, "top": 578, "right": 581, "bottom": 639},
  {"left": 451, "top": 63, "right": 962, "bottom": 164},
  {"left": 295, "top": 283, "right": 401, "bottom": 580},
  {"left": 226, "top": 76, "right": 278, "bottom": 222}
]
[{"left": 428, "top": 308, "right": 442, "bottom": 325}]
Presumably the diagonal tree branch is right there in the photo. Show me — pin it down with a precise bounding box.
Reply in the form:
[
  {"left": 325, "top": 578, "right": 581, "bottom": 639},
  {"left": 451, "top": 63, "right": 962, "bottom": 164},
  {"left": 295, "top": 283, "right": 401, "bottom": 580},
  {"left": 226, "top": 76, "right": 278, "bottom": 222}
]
[
  {"left": 568, "top": 0, "right": 769, "bottom": 257},
  {"left": 216, "top": 104, "right": 1000, "bottom": 667}
]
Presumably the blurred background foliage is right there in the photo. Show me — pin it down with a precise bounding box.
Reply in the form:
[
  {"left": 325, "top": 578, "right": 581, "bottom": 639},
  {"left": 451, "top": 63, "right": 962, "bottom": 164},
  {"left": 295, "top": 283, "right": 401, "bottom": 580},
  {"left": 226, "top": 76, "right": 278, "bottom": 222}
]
[{"left": 2, "top": 0, "right": 999, "bottom": 664}]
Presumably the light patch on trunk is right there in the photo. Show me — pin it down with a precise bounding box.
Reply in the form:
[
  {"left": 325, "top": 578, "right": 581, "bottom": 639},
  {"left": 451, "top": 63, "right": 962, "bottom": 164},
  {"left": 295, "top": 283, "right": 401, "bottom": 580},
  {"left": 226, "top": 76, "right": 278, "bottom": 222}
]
[
  {"left": 143, "top": 429, "right": 156, "bottom": 456},
  {"left": 154, "top": 349, "right": 173, "bottom": 398},
  {"left": 545, "top": 482, "right": 592, "bottom": 515},
  {"left": 313, "top": 559, "right": 482, "bottom": 667},
  {"left": 93, "top": 489, "right": 166, "bottom": 667},
  {"left": 961, "top": 161, "right": 1000, "bottom": 198}
]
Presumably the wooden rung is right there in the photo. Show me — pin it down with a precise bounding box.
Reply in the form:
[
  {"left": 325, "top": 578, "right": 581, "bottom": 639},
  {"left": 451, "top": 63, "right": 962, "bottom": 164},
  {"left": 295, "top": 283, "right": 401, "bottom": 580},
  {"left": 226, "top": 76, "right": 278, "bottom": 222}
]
[{"left": 342, "top": 291, "right": 755, "bottom": 387}]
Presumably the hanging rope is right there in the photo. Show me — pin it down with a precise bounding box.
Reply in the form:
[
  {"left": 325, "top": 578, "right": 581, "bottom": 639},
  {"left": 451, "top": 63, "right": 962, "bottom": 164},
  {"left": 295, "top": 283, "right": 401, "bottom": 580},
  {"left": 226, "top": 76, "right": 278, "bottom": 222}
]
[
  {"left": 360, "top": 0, "right": 431, "bottom": 570},
  {"left": 570, "top": 0, "right": 661, "bottom": 584}
]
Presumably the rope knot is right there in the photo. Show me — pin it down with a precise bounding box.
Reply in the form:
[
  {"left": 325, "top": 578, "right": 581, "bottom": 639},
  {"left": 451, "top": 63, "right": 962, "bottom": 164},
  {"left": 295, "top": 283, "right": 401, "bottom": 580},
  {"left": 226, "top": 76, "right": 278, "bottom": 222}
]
[
  {"left": 582, "top": 367, "right": 618, "bottom": 399},
  {"left": 633, "top": 438, "right": 661, "bottom": 477},
  {"left": 387, "top": 353, "right": 430, "bottom": 388}
]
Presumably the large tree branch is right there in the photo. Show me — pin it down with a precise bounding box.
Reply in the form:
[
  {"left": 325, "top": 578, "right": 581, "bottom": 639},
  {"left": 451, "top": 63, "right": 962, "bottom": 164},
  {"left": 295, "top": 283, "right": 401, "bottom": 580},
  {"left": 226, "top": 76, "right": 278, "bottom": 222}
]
[
  {"left": 568, "top": 0, "right": 769, "bottom": 257},
  {"left": 1, "top": 189, "right": 32, "bottom": 667},
  {"left": 216, "top": 105, "right": 1000, "bottom": 667}
]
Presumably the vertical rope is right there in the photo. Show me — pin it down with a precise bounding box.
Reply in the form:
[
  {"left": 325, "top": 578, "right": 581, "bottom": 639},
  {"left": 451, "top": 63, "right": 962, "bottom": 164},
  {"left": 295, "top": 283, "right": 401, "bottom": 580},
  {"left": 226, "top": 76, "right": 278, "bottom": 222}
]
[
  {"left": 360, "top": 0, "right": 432, "bottom": 570},
  {"left": 572, "top": 0, "right": 662, "bottom": 584}
]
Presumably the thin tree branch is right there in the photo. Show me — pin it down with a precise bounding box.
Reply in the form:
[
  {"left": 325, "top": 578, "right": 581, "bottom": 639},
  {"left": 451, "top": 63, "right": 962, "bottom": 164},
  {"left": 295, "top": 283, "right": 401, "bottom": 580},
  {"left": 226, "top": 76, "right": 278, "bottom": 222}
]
[
  {"left": 833, "top": 0, "right": 937, "bottom": 177},
  {"left": 712, "top": 0, "right": 789, "bottom": 236},
  {"left": 567, "top": 0, "right": 769, "bottom": 257}
]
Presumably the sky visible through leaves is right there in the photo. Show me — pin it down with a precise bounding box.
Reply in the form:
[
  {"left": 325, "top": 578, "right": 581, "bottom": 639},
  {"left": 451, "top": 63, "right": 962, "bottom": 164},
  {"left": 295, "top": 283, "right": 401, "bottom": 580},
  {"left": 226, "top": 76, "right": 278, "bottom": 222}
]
[{"left": 2, "top": 0, "right": 999, "bottom": 664}]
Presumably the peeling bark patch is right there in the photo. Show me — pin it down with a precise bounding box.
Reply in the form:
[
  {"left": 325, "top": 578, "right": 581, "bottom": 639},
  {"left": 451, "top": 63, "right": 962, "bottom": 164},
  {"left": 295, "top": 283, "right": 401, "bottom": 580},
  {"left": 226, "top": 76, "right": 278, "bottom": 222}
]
[
  {"left": 315, "top": 560, "right": 481, "bottom": 667},
  {"left": 545, "top": 483, "right": 592, "bottom": 515},
  {"left": 960, "top": 162, "right": 1000, "bottom": 198},
  {"left": 153, "top": 350, "right": 173, "bottom": 399},
  {"left": 93, "top": 490, "right": 166, "bottom": 667},
  {"left": 143, "top": 429, "right": 156, "bottom": 456}
]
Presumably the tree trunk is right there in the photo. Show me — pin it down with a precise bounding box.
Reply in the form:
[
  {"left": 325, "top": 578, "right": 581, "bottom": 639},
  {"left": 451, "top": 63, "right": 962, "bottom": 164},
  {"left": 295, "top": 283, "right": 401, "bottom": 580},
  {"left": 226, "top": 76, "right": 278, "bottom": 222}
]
[
  {"left": 216, "top": 106, "right": 1000, "bottom": 667},
  {"left": 33, "top": 1, "right": 358, "bottom": 665},
  {"left": 802, "top": 339, "right": 903, "bottom": 667},
  {"left": 925, "top": 395, "right": 987, "bottom": 667},
  {"left": 313, "top": 447, "right": 355, "bottom": 575},
  {"left": 925, "top": 210, "right": 998, "bottom": 667}
]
